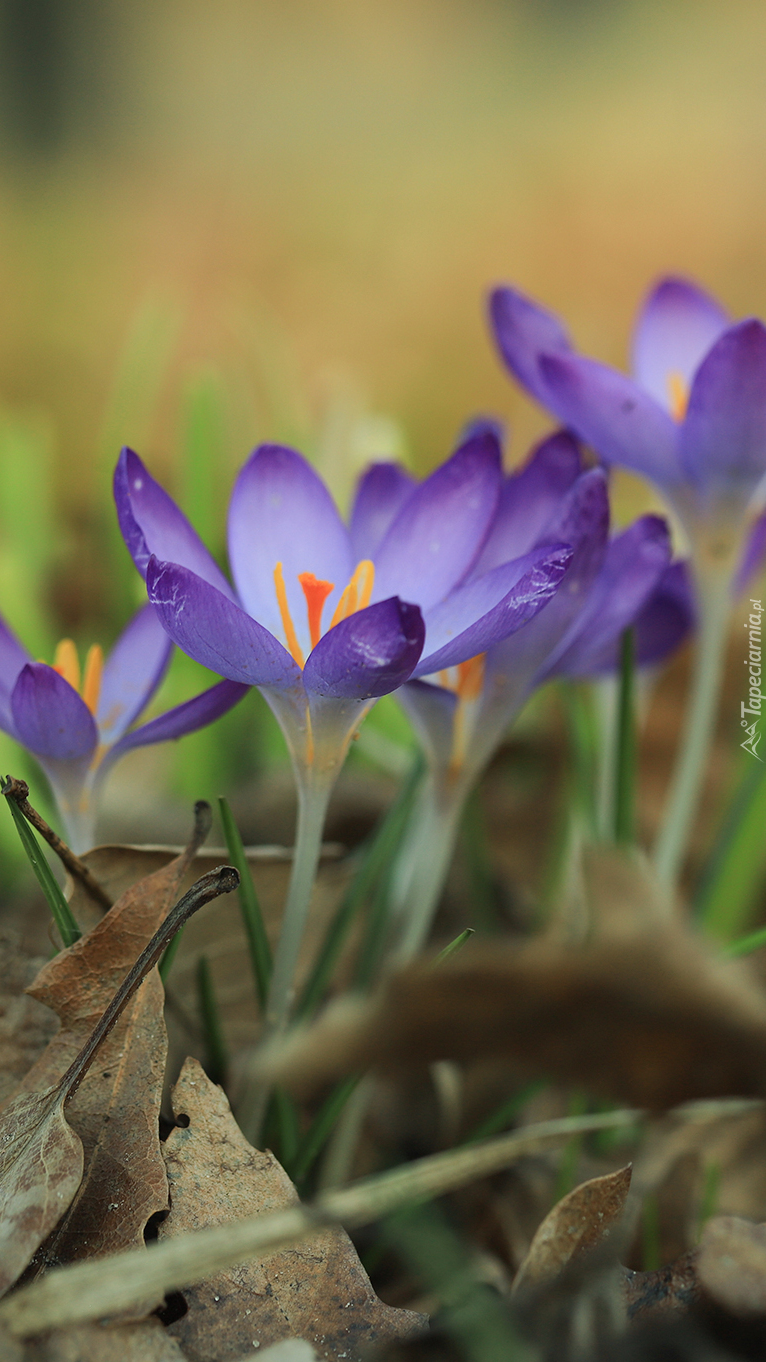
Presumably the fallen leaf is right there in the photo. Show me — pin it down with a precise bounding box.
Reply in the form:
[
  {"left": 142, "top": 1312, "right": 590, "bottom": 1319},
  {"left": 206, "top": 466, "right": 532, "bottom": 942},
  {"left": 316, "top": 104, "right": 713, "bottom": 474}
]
[
  {"left": 697, "top": 1215, "right": 766, "bottom": 1317},
  {"left": 512, "top": 1166, "right": 632, "bottom": 1293},
  {"left": 0, "top": 933, "right": 59, "bottom": 1108},
  {"left": 158, "top": 1058, "right": 426, "bottom": 1362},
  {"left": 262, "top": 849, "right": 766, "bottom": 1111},
  {"left": 22, "top": 1319, "right": 188, "bottom": 1360},
  {"left": 14, "top": 809, "right": 214, "bottom": 1276},
  {"left": 622, "top": 1252, "right": 701, "bottom": 1324}
]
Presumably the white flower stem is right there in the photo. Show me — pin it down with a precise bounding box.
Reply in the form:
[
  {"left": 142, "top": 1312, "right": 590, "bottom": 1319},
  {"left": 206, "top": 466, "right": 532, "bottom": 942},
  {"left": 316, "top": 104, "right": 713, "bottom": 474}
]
[
  {"left": 390, "top": 773, "right": 466, "bottom": 962},
  {"left": 654, "top": 576, "right": 731, "bottom": 887}
]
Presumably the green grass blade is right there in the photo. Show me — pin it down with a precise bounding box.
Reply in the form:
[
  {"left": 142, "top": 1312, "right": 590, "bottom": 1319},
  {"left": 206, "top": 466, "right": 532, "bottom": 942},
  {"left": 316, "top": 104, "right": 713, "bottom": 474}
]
[
  {"left": 4, "top": 789, "right": 80, "bottom": 947},
  {"left": 614, "top": 627, "right": 636, "bottom": 844},
  {"left": 433, "top": 928, "right": 475, "bottom": 966},
  {"left": 696, "top": 755, "right": 766, "bottom": 941},
  {"left": 291, "top": 1075, "right": 360, "bottom": 1184},
  {"left": 196, "top": 955, "right": 228, "bottom": 1087},
  {"left": 219, "top": 796, "right": 272, "bottom": 1008}
]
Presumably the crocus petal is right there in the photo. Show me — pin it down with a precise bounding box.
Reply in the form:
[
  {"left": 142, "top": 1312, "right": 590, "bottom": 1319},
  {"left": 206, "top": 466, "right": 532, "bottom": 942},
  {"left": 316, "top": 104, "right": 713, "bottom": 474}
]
[
  {"left": 414, "top": 545, "right": 572, "bottom": 677},
  {"left": 472, "top": 431, "right": 583, "bottom": 574},
  {"left": 227, "top": 444, "right": 354, "bottom": 656},
  {"left": 735, "top": 510, "right": 766, "bottom": 594},
  {"left": 488, "top": 286, "right": 573, "bottom": 405},
  {"left": 101, "top": 678, "right": 250, "bottom": 773},
  {"left": 114, "top": 448, "right": 235, "bottom": 599},
  {"left": 678, "top": 320, "right": 766, "bottom": 506},
  {"left": 633, "top": 561, "right": 695, "bottom": 668},
  {"left": 372, "top": 431, "right": 502, "bottom": 610},
  {"left": 349, "top": 463, "right": 417, "bottom": 560},
  {"left": 539, "top": 352, "right": 681, "bottom": 488},
  {"left": 0, "top": 615, "right": 30, "bottom": 731},
  {"left": 146, "top": 557, "right": 302, "bottom": 688},
  {"left": 11, "top": 664, "right": 98, "bottom": 762},
  {"left": 632, "top": 277, "right": 731, "bottom": 410},
  {"left": 303, "top": 597, "right": 424, "bottom": 699},
  {"left": 543, "top": 515, "right": 672, "bottom": 678},
  {"left": 97, "top": 604, "right": 173, "bottom": 744}
]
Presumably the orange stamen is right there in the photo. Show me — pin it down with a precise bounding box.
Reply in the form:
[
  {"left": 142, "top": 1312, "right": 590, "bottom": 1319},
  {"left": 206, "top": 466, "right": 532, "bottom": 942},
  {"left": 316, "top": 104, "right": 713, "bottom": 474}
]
[
  {"left": 53, "top": 639, "right": 80, "bottom": 692},
  {"left": 273, "top": 562, "right": 305, "bottom": 668},
  {"left": 667, "top": 370, "right": 689, "bottom": 422},
  {"left": 456, "top": 653, "right": 486, "bottom": 701},
  {"left": 298, "top": 572, "right": 335, "bottom": 650},
  {"left": 330, "top": 559, "right": 375, "bottom": 629},
  {"left": 82, "top": 644, "right": 104, "bottom": 715}
]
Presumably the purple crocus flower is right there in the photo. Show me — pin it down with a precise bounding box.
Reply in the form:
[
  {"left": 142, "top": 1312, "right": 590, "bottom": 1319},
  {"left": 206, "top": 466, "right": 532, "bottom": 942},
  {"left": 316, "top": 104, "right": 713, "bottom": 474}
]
[
  {"left": 114, "top": 432, "right": 573, "bottom": 784},
  {"left": 0, "top": 604, "right": 247, "bottom": 852},
  {"left": 389, "top": 430, "right": 692, "bottom": 956},
  {"left": 115, "top": 431, "right": 572, "bottom": 1036},
  {"left": 489, "top": 276, "right": 766, "bottom": 588}
]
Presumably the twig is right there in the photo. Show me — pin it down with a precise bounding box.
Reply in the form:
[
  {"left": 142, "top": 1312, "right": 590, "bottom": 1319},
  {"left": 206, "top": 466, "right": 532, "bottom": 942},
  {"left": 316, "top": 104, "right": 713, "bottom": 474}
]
[{"left": 1, "top": 777, "right": 112, "bottom": 911}]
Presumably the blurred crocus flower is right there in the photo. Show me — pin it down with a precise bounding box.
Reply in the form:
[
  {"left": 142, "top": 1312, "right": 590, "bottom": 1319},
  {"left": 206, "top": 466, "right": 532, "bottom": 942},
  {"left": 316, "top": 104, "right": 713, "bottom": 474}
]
[
  {"left": 391, "top": 431, "right": 692, "bottom": 954},
  {"left": 489, "top": 277, "right": 766, "bottom": 590},
  {"left": 0, "top": 605, "right": 247, "bottom": 852}
]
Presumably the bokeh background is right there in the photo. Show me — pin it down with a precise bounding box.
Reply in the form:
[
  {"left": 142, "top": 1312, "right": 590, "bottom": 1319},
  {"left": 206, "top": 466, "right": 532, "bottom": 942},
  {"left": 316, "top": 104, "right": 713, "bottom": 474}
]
[{"left": 1, "top": 0, "right": 765, "bottom": 866}]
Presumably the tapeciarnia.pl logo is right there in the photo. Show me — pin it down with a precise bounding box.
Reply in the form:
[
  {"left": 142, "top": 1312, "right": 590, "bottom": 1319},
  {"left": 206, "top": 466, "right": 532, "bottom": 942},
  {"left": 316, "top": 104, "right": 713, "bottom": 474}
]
[{"left": 741, "top": 598, "right": 764, "bottom": 761}]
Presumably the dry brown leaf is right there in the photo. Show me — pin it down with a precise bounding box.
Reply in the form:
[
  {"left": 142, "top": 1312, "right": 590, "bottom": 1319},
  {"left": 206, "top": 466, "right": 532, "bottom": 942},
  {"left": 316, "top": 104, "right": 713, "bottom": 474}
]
[
  {"left": 512, "top": 1166, "right": 632, "bottom": 1293},
  {"left": 262, "top": 851, "right": 766, "bottom": 1111},
  {"left": 622, "top": 1251, "right": 701, "bottom": 1324},
  {"left": 22, "top": 1319, "right": 188, "bottom": 1360},
  {"left": 14, "top": 817, "right": 212, "bottom": 1277},
  {"left": 697, "top": 1215, "right": 766, "bottom": 1317},
  {"left": 0, "top": 934, "right": 59, "bottom": 1108},
  {"left": 158, "top": 1058, "right": 426, "bottom": 1362}
]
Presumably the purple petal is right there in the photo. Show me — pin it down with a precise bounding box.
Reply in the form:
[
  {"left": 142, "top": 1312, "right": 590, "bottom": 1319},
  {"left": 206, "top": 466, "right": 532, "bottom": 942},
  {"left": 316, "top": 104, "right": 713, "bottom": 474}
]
[
  {"left": 633, "top": 561, "right": 695, "bottom": 668},
  {"left": 114, "top": 448, "right": 235, "bottom": 599},
  {"left": 349, "top": 463, "right": 417, "bottom": 560},
  {"left": 11, "top": 664, "right": 98, "bottom": 761},
  {"left": 101, "top": 678, "right": 250, "bottom": 772},
  {"left": 678, "top": 320, "right": 766, "bottom": 505},
  {"left": 544, "top": 516, "right": 673, "bottom": 678},
  {"left": 632, "top": 277, "right": 730, "bottom": 409},
  {"left": 488, "top": 286, "right": 573, "bottom": 406},
  {"left": 227, "top": 444, "right": 354, "bottom": 655},
  {"left": 735, "top": 510, "right": 766, "bottom": 594},
  {"left": 303, "top": 598, "right": 425, "bottom": 699},
  {"left": 146, "top": 557, "right": 302, "bottom": 689},
  {"left": 372, "top": 431, "right": 502, "bottom": 610},
  {"left": 472, "top": 431, "right": 583, "bottom": 574},
  {"left": 414, "top": 545, "right": 572, "bottom": 677},
  {"left": 0, "top": 615, "right": 30, "bottom": 731},
  {"left": 97, "top": 604, "right": 173, "bottom": 744},
  {"left": 539, "top": 352, "right": 681, "bottom": 488}
]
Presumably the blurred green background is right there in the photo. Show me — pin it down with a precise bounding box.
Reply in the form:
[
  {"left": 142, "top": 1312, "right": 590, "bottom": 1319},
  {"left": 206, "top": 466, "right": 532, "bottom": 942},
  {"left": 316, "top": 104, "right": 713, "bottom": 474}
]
[{"left": 0, "top": 0, "right": 764, "bottom": 857}]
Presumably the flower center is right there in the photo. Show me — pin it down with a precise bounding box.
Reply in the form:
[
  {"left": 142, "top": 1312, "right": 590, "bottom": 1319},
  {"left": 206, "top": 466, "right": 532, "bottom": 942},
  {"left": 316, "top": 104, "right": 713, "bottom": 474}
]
[
  {"left": 51, "top": 639, "right": 104, "bottom": 715},
  {"left": 666, "top": 370, "right": 689, "bottom": 422},
  {"left": 272, "top": 559, "right": 375, "bottom": 668}
]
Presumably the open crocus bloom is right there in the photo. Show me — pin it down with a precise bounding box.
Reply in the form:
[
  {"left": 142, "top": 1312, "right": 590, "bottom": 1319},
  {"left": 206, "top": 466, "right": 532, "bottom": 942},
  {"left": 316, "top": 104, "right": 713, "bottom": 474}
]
[
  {"left": 0, "top": 604, "right": 248, "bottom": 852},
  {"left": 114, "top": 432, "right": 573, "bottom": 786},
  {"left": 489, "top": 276, "right": 766, "bottom": 588}
]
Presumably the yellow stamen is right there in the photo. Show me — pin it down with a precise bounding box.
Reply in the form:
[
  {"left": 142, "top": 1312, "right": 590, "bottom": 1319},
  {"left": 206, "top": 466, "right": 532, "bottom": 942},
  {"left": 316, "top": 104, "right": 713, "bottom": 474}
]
[
  {"left": 456, "top": 653, "right": 486, "bottom": 701},
  {"left": 273, "top": 562, "right": 306, "bottom": 668},
  {"left": 298, "top": 572, "right": 335, "bottom": 650},
  {"left": 53, "top": 639, "right": 80, "bottom": 692},
  {"left": 82, "top": 644, "right": 104, "bottom": 716},
  {"left": 667, "top": 370, "right": 689, "bottom": 422},
  {"left": 330, "top": 559, "right": 375, "bottom": 629}
]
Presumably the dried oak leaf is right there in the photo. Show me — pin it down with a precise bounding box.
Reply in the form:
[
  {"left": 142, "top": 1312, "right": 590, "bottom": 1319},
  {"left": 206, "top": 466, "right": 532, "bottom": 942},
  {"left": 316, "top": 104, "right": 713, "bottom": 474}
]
[
  {"left": 622, "top": 1251, "right": 701, "bottom": 1324},
  {"left": 262, "top": 848, "right": 766, "bottom": 1111},
  {"left": 12, "top": 832, "right": 205, "bottom": 1275},
  {"left": 512, "top": 1166, "right": 632, "bottom": 1294},
  {"left": 697, "top": 1215, "right": 766, "bottom": 1317},
  {"left": 158, "top": 1058, "right": 426, "bottom": 1362}
]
